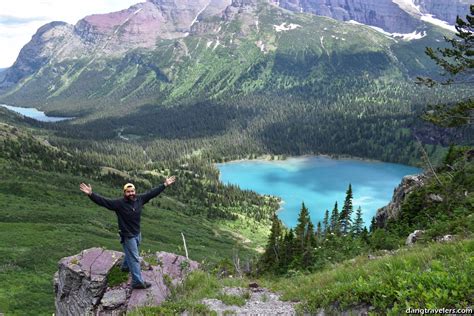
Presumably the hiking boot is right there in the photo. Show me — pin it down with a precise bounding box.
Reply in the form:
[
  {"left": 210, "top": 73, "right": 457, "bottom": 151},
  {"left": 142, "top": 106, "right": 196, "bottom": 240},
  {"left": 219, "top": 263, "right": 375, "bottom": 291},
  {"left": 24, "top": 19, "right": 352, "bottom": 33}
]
[{"left": 132, "top": 281, "right": 152, "bottom": 289}]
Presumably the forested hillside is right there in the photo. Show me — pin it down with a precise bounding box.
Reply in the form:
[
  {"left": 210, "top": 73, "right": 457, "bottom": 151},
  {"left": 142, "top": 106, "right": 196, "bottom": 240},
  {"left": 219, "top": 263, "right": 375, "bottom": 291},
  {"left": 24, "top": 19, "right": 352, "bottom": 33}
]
[{"left": 0, "top": 121, "right": 279, "bottom": 314}]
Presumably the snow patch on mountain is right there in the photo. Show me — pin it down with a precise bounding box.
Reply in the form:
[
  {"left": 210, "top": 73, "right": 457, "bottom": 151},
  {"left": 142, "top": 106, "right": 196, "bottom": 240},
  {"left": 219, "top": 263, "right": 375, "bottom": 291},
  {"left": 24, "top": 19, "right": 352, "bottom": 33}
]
[
  {"left": 190, "top": 0, "right": 211, "bottom": 28},
  {"left": 392, "top": 30, "right": 426, "bottom": 40},
  {"left": 273, "top": 23, "right": 301, "bottom": 32},
  {"left": 392, "top": 0, "right": 422, "bottom": 17},
  {"left": 392, "top": 0, "right": 456, "bottom": 32},
  {"left": 348, "top": 20, "right": 426, "bottom": 41},
  {"left": 420, "top": 14, "right": 456, "bottom": 32},
  {"left": 368, "top": 25, "right": 425, "bottom": 41}
]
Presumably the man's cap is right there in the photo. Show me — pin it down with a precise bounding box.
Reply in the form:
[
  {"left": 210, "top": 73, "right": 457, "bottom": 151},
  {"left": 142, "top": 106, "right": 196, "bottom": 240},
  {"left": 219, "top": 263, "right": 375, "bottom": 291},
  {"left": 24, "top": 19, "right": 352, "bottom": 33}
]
[{"left": 123, "top": 183, "right": 135, "bottom": 191}]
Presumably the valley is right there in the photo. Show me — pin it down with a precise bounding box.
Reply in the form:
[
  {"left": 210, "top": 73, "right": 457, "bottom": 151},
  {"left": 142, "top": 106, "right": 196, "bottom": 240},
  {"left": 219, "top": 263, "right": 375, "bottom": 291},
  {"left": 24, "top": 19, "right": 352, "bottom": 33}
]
[{"left": 0, "top": 0, "right": 472, "bottom": 314}]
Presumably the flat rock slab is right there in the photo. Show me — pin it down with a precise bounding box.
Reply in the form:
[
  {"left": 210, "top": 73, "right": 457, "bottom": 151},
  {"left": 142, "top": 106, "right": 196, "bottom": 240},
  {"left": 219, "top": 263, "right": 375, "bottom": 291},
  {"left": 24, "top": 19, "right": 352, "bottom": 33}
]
[
  {"left": 127, "top": 268, "right": 169, "bottom": 310},
  {"left": 156, "top": 251, "right": 200, "bottom": 280},
  {"left": 127, "top": 253, "right": 199, "bottom": 311},
  {"left": 60, "top": 247, "right": 123, "bottom": 281},
  {"left": 101, "top": 288, "right": 128, "bottom": 309}
]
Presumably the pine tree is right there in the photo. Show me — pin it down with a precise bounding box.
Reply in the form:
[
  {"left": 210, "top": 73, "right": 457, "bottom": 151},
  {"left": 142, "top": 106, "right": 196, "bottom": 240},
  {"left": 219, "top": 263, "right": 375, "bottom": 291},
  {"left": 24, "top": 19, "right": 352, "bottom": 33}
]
[
  {"left": 322, "top": 209, "right": 330, "bottom": 235},
  {"left": 340, "top": 184, "right": 353, "bottom": 235},
  {"left": 295, "top": 202, "right": 310, "bottom": 252},
  {"left": 316, "top": 221, "right": 322, "bottom": 242},
  {"left": 303, "top": 220, "right": 316, "bottom": 268},
  {"left": 369, "top": 216, "right": 377, "bottom": 232},
  {"left": 330, "top": 201, "right": 340, "bottom": 234},
  {"left": 281, "top": 228, "right": 294, "bottom": 271},
  {"left": 361, "top": 227, "right": 369, "bottom": 244},
  {"left": 260, "top": 213, "right": 282, "bottom": 270},
  {"left": 294, "top": 203, "right": 316, "bottom": 269},
  {"left": 352, "top": 206, "right": 364, "bottom": 236}
]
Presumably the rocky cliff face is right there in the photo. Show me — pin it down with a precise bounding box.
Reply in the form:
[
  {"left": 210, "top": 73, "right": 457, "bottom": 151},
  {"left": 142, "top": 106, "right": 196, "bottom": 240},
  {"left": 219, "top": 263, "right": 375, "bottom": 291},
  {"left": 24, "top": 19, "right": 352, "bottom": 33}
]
[
  {"left": 0, "top": 22, "right": 75, "bottom": 87},
  {"left": 54, "top": 247, "right": 199, "bottom": 315},
  {"left": 1, "top": 0, "right": 231, "bottom": 87},
  {"left": 414, "top": 0, "right": 472, "bottom": 25},
  {"left": 273, "top": 0, "right": 470, "bottom": 33},
  {"left": 273, "top": 0, "right": 419, "bottom": 33},
  {"left": 374, "top": 173, "right": 427, "bottom": 228}
]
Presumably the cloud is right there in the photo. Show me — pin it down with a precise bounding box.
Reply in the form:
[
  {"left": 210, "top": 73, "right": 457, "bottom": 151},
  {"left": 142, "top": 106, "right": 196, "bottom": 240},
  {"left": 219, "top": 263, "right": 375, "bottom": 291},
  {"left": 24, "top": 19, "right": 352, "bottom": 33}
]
[
  {"left": 0, "top": 15, "right": 49, "bottom": 25},
  {"left": 0, "top": 0, "right": 143, "bottom": 68}
]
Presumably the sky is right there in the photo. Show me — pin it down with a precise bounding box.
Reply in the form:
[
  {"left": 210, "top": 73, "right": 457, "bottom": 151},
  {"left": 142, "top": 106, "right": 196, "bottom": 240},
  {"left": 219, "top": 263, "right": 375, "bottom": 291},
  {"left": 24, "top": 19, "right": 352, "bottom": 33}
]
[{"left": 0, "top": 0, "right": 143, "bottom": 68}]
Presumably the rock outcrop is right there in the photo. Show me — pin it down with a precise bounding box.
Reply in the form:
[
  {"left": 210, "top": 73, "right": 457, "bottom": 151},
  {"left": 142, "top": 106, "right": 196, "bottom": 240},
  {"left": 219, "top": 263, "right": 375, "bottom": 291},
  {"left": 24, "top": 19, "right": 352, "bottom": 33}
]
[
  {"left": 54, "top": 247, "right": 199, "bottom": 315},
  {"left": 406, "top": 229, "right": 425, "bottom": 246},
  {"left": 273, "top": 0, "right": 470, "bottom": 33},
  {"left": 414, "top": 0, "right": 471, "bottom": 26},
  {"left": 374, "top": 174, "right": 427, "bottom": 228},
  {"left": 274, "top": 0, "right": 419, "bottom": 33}
]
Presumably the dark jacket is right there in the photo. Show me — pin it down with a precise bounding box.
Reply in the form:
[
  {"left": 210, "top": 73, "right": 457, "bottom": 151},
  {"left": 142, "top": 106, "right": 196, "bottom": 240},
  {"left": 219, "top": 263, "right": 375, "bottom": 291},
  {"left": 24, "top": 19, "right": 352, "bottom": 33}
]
[{"left": 89, "top": 184, "right": 165, "bottom": 237}]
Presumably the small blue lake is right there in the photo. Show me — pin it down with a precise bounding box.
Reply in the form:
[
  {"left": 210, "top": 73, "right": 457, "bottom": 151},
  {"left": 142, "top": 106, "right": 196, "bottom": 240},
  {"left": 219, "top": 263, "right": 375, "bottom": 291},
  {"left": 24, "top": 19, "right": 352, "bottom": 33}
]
[
  {"left": 1, "top": 104, "right": 73, "bottom": 122},
  {"left": 217, "top": 156, "right": 422, "bottom": 228}
]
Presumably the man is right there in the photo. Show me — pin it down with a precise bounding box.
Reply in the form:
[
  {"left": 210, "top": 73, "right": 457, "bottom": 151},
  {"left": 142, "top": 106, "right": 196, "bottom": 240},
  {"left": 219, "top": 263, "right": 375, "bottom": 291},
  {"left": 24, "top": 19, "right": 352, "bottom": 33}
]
[{"left": 79, "top": 176, "right": 176, "bottom": 289}]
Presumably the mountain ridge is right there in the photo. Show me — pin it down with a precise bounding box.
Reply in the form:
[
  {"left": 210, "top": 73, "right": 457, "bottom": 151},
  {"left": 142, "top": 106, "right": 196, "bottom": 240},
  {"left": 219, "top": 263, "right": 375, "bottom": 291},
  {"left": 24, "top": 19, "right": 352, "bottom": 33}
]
[{"left": 0, "top": 0, "right": 462, "bottom": 115}]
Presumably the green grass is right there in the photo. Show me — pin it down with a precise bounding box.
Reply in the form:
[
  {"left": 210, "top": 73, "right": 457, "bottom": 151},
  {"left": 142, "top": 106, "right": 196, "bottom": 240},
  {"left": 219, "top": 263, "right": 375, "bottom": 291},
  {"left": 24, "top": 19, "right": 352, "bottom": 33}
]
[
  {"left": 107, "top": 266, "right": 129, "bottom": 287},
  {"left": 0, "top": 161, "right": 265, "bottom": 315},
  {"left": 217, "top": 293, "right": 248, "bottom": 307},
  {"left": 261, "top": 239, "right": 474, "bottom": 314}
]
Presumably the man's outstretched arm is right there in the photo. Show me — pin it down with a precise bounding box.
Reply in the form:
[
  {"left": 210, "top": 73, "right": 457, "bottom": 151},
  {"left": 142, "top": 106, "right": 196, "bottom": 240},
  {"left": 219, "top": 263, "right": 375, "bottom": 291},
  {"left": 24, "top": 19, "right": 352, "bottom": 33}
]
[
  {"left": 80, "top": 183, "right": 117, "bottom": 211},
  {"left": 140, "top": 176, "right": 176, "bottom": 204}
]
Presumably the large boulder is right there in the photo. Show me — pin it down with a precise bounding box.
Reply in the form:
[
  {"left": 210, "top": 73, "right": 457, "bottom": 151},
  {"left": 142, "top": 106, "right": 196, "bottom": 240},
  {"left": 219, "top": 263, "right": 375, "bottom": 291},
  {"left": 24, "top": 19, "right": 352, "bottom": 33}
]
[
  {"left": 406, "top": 230, "right": 425, "bottom": 246},
  {"left": 54, "top": 248, "right": 199, "bottom": 315}
]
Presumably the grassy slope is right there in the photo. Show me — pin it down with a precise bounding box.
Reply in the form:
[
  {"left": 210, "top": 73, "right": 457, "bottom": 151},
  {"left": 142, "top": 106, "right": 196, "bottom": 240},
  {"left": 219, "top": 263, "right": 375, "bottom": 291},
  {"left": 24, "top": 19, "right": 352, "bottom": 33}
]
[
  {"left": 131, "top": 239, "right": 473, "bottom": 315},
  {"left": 264, "top": 239, "right": 474, "bottom": 314},
  {"left": 0, "top": 130, "right": 270, "bottom": 316}
]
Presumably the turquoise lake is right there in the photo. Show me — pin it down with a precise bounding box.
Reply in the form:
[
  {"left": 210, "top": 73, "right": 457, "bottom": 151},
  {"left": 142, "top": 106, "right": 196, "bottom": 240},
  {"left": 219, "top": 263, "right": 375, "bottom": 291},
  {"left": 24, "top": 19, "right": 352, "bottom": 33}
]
[
  {"left": 217, "top": 156, "right": 422, "bottom": 228},
  {"left": 1, "top": 104, "right": 73, "bottom": 122}
]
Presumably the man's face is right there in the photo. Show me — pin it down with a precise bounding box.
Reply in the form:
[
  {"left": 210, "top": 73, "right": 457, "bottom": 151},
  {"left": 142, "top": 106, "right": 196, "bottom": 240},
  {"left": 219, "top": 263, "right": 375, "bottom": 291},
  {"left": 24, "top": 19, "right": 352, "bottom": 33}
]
[{"left": 124, "top": 188, "right": 136, "bottom": 200}]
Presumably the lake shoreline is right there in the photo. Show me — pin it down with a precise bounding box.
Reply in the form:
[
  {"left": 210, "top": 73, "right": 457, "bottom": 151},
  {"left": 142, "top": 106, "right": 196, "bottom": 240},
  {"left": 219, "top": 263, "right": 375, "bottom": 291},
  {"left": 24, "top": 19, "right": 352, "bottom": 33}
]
[
  {"left": 216, "top": 153, "right": 418, "bottom": 168},
  {"left": 216, "top": 155, "right": 422, "bottom": 227},
  {"left": 0, "top": 104, "right": 74, "bottom": 122}
]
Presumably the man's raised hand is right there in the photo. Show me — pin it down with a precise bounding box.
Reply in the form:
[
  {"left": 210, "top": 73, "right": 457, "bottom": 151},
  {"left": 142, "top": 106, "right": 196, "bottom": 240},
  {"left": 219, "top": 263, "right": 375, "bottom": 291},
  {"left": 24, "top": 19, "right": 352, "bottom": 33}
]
[
  {"left": 164, "top": 176, "right": 176, "bottom": 187},
  {"left": 80, "top": 183, "right": 93, "bottom": 196}
]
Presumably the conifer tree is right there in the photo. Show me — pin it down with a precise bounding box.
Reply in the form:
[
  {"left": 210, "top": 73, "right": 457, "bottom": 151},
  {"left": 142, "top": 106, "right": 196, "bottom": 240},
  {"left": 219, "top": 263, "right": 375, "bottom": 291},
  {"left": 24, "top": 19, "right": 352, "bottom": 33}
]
[
  {"left": 340, "top": 184, "right": 353, "bottom": 234},
  {"left": 295, "top": 202, "right": 310, "bottom": 251},
  {"left": 295, "top": 203, "right": 315, "bottom": 269},
  {"left": 369, "top": 216, "right": 377, "bottom": 232},
  {"left": 302, "top": 220, "right": 316, "bottom": 268},
  {"left": 316, "top": 221, "right": 322, "bottom": 242},
  {"left": 361, "top": 227, "right": 369, "bottom": 243},
  {"left": 322, "top": 209, "right": 330, "bottom": 235},
  {"left": 260, "top": 213, "right": 282, "bottom": 270},
  {"left": 352, "top": 206, "right": 364, "bottom": 236},
  {"left": 330, "top": 201, "right": 340, "bottom": 233},
  {"left": 281, "top": 228, "right": 295, "bottom": 270}
]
